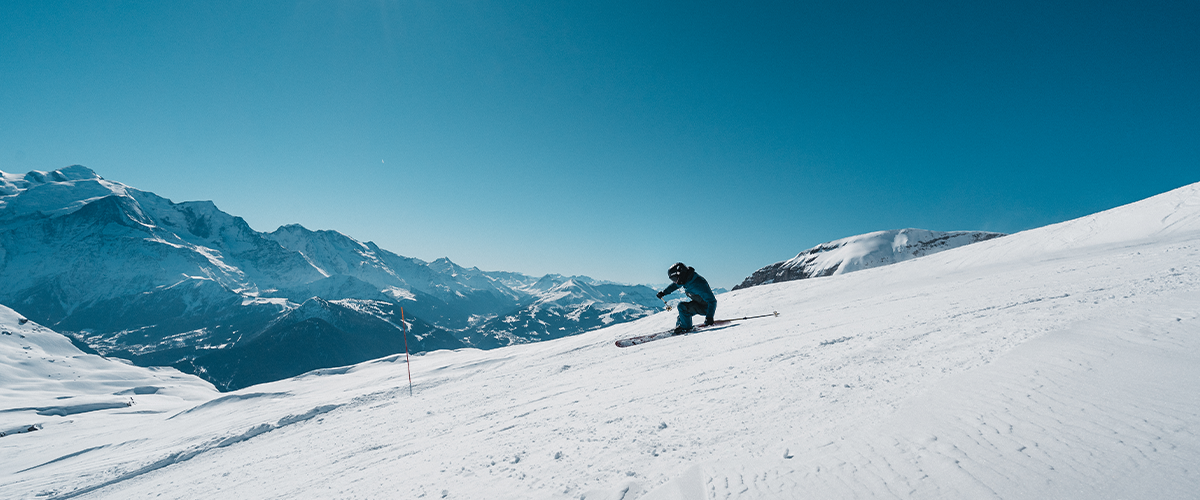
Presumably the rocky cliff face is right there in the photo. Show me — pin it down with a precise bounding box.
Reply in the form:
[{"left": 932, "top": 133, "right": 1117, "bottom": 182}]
[{"left": 734, "top": 228, "right": 1005, "bottom": 290}]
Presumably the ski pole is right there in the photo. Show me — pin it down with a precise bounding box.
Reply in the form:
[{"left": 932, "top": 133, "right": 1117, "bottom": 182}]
[
  {"left": 660, "top": 297, "right": 673, "bottom": 311},
  {"left": 710, "top": 311, "right": 779, "bottom": 326},
  {"left": 723, "top": 311, "right": 779, "bottom": 322}
]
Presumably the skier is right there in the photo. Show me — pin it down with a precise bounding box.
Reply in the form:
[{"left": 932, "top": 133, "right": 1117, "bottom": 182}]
[{"left": 656, "top": 262, "right": 717, "bottom": 335}]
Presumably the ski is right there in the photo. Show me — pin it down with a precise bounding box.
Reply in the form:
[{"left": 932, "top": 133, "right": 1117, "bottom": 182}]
[{"left": 614, "top": 311, "right": 779, "bottom": 348}]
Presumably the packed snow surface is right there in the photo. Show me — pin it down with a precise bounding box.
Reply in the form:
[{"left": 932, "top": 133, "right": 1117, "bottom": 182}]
[{"left": 2, "top": 182, "right": 1200, "bottom": 499}]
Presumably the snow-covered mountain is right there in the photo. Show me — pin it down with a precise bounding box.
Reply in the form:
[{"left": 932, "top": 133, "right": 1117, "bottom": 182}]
[
  {"left": 3, "top": 182, "right": 1197, "bottom": 499},
  {"left": 733, "top": 228, "right": 1005, "bottom": 290},
  {"left": 261, "top": 224, "right": 532, "bottom": 328},
  {"left": 472, "top": 275, "right": 662, "bottom": 347},
  {"left": 0, "top": 166, "right": 661, "bottom": 390}
]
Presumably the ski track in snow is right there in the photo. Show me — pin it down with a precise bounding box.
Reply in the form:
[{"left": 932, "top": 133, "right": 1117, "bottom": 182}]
[{"left": 2, "top": 184, "right": 1200, "bottom": 499}]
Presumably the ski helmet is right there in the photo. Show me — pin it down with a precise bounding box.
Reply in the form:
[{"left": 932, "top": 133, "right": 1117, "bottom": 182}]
[{"left": 668, "top": 262, "right": 690, "bottom": 285}]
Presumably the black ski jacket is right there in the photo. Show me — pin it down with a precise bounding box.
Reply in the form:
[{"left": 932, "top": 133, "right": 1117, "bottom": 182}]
[{"left": 661, "top": 272, "right": 718, "bottom": 320}]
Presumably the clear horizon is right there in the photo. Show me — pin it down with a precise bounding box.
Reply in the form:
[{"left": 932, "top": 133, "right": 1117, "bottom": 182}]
[{"left": 2, "top": 1, "right": 1197, "bottom": 289}]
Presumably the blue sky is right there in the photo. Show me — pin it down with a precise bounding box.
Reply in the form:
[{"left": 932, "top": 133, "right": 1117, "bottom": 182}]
[{"left": 2, "top": 1, "right": 1197, "bottom": 289}]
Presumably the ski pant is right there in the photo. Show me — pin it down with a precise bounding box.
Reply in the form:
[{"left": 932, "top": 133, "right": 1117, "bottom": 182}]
[{"left": 677, "top": 299, "right": 711, "bottom": 329}]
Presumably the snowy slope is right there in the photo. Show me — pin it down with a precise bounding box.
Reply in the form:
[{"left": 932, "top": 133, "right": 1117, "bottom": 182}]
[
  {"left": 2, "top": 182, "right": 1199, "bottom": 499},
  {"left": 0, "top": 305, "right": 217, "bottom": 439},
  {"left": 733, "top": 228, "right": 1004, "bottom": 290}
]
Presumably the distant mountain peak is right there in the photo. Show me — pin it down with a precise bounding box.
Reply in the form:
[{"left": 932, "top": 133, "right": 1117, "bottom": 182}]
[
  {"left": 428, "top": 257, "right": 465, "bottom": 274},
  {"left": 15, "top": 165, "right": 102, "bottom": 184},
  {"left": 1, "top": 165, "right": 130, "bottom": 220},
  {"left": 53, "top": 165, "right": 101, "bottom": 181},
  {"left": 734, "top": 228, "right": 1005, "bottom": 290}
]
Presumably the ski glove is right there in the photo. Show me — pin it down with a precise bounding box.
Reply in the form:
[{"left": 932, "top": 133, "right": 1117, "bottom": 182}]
[{"left": 656, "top": 291, "right": 666, "bottom": 299}]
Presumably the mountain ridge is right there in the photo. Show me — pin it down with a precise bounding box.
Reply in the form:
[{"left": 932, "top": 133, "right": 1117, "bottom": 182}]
[
  {"left": 0, "top": 166, "right": 664, "bottom": 390},
  {"left": 733, "top": 228, "right": 1005, "bottom": 290}
]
